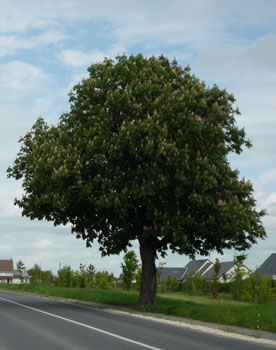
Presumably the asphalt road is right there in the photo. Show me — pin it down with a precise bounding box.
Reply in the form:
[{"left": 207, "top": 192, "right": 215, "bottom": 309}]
[{"left": 0, "top": 290, "right": 274, "bottom": 350}]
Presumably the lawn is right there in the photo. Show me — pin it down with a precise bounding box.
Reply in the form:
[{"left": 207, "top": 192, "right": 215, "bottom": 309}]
[{"left": 1, "top": 284, "right": 275, "bottom": 333}]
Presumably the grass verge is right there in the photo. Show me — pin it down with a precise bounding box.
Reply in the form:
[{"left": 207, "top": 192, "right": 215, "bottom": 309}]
[{"left": 1, "top": 284, "right": 275, "bottom": 333}]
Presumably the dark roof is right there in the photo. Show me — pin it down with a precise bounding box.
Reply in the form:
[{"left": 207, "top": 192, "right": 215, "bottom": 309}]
[
  {"left": 200, "top": 262, "right": 214, "bottom": 275},
  {"left": 157, "top": 267, "right": 186, "bottom": 282},
  {"left": 257, "top": 254, "right": 276, "bottom": 276},
  {"left": 182, "top": 259, "right": 212, "bottom": 277},
  {"left": 203, "top": 261, "right": 235, "bottom": 279},
  {"left": 0, "top": 259, "right": 14, "bottom": 272}
]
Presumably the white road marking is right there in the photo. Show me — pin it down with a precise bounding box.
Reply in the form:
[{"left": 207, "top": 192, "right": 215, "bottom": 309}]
[{"left": 0, "top": 297, "right": 163, "bottom": 350}]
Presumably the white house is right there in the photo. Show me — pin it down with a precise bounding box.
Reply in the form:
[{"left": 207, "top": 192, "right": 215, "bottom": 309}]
[{"left": 0, "top": 259, "right": 30, "bottom": 284}]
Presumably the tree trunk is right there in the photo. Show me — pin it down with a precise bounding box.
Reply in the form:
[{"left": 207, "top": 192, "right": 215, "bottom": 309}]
[{"left": 138, "top": 237, "right": 157, "bottom": 307}]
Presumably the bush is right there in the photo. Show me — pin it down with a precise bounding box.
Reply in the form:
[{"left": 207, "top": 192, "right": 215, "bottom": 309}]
[
  {"left": 164, "top": 276, "right": 179, "bottom": 293},
  {"left": 95, "top": 271, "right": 115, "bottom": 289},
  {"left": 55, "top": 266, "right": 75, "bottom": 287},
  {"left": 242, "top": 272, "right": 276, "bottom": 303},
  {"left": 218, "top": 282, "right": 232, "bottom": 294},
  {"left": 182, "top": 272, "right": 208, "bottom": 296}
]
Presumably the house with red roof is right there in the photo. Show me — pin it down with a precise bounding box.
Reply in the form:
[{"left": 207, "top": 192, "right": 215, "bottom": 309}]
[
  {"left": 0, "top": 259, "right": 14, "bottom": 284},
  {"left": 0, "top": 259, "right": 30, "bottom": 284}
]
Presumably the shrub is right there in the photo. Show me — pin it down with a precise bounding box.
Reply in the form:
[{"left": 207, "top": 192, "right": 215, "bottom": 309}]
[
  {"left": 56, "top": 266, "right": 75, "bottom": 287},
  {"left": 164, "top": 276, "right": 179, "bottom": 293},
  {"left": 95, "top": 271, "right": 115, "bottom": 289},
  {"left": 242, "top": 271, "right": 276, "bottom": 303},
  {"left": 182, "top": 272, "right": 207, "bottom": 296}
]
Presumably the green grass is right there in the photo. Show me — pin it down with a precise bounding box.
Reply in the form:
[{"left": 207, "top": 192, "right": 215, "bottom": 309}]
[
  {"left": 1, "top": 284, "right": 276, "bottom": 333},
  {"left": 0, "top": 284, "right": 139, "bottom": 307}
]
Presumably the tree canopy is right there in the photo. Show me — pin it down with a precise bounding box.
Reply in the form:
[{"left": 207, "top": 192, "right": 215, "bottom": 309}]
[{"left": 7, "top": 54, "right": 266, "bottom": 306}]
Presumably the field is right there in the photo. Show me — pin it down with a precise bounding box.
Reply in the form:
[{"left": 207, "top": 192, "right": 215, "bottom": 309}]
[{"left": 1, "top": 284, "right": 275, "bottom": 333}]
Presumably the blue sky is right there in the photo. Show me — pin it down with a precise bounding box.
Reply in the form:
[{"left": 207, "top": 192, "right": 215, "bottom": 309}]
[{"left": 1, "top": 0, "right": 276, "bottom": 276}]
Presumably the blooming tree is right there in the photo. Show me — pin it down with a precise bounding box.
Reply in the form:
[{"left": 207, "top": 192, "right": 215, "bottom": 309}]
[{"left": 7, "top": 54, "right": 266, "bottom": 306}]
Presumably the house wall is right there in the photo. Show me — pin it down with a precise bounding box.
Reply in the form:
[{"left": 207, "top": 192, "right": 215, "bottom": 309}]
[
  {"left": 12, "top": 276, "right": 30, "bottom": 284},
  {"left": 0, "top": 272, "right": 13, "bottom": 278},
  {"left": 218, "top": 266, "right": 236, "bottom": 282},
  {"left": 0, "top": 272, "right": 13, "bottom": 283},
  {"left": 12, "top": 278, "right": 22, "bottom": 284},
  {"left": 219, "top": 266, "right": 250, "bottom": 282}
]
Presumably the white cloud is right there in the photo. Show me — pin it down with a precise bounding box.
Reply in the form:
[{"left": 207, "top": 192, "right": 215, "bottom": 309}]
[
  {"left": 34, "top": 29, "right": 69, "bottom": 45},
  {"left": 192, "top": 34, "right": 276, "bottom": 89},
  {"left": 0, "top": 1, "right": 274, "bottom": 58},
  {"left": 0, "top": 244, "right": 13, "bottom": 252},
  {"left": 0, "top": 31, "right": 68, "bottom": 58},
  {"left": 0, "top": 150, "right": 13, "bottom": 163},
  {"left": 259, "top": 169, "right": 276, "bottom": 186},
  {"left": 0, "top": 35, "right": 34, "bottom": 57},
  {"left": 58, "top": 43, "right": 126, "bottom": 67},
  {"left": 58, "top": 49, "right": 99, "bottom": 68},
  {"left": 33, "top": 239, "right": 53, "bottom": 249},
  {"left": 0, "top": 61, "right": 48, "bottom": 99}
]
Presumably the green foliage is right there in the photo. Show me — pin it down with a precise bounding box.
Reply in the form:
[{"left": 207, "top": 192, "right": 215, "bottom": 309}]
[
  {"left": 231, "top": 254, "right": 248, "bottom": 301},
  {"left": 16, "top": 259, "right": 26, "bottom": 273},
  {"left": 56, "top": 265, "right": 75, "bottom": 287},
  {"left": 86, "top": 264, "right": 96, "bottom": 288},
  {"left": 242, "top": 271, "right": 276, "bottom": 303},
  {"left": 165, "top": 276, "right": 179, "bottom": 292},
  {"left": 16, "top": 259, "right": 26, "bottom": 283},
  {"left": 8, "top": 54, "right": 266, "bottom": 305},
  {"left": 218, "top": 282, "right": 232, "bottom": 294},
  {"left": 56, "top": 263, "right": 98, "bottom": 289},
  {"left": 212, "top": 258, "right": 221, "bottom": 299},
  {"left": 156, "top": 262, "right": 166, "bottom": 293},
  {"left": 76, "top": 263, "right": 87, "bottom": 288},
  {"left": 95, "top": 271, "right": 114, "bottom": 289},
  {"left": 121, "top": 250, "right": 139, "bottom": 291},
  {"left": 28, "top": 264, "right": 42, "bottom": 284},
  {"left": 182, "top": 271, "right": 207, "bottom": 296},
  {"left": 40, "top": 270, "right": 54, "bottom": 285},
  {"left": 135, "top": 267, "right": 142, "bottom": 291}
]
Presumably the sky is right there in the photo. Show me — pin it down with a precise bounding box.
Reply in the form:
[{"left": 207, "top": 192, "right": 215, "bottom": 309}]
[{"left": 0, "top": 0, "right": 275, "bottom": 276}]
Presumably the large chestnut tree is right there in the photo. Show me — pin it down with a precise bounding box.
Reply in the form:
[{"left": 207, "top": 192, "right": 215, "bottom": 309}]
[{"left": 8, "top": 54, "right": 266, "bottom": 306}]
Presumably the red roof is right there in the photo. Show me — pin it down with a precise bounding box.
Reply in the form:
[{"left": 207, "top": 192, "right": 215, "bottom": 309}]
[{"left": 0, "top": 259, "right": 14, "bottom": 272}]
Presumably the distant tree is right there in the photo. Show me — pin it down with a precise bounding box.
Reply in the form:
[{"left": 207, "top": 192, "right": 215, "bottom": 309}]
[
  {"left": 95, "top": 271, "right": 114, "bottom": 289},
  {"left": 156, "top": 262, "right": 166, "bottom": 292},
  {"left": 7, "top": 54, "right": 266, "bottom": 306},
  {"left": 87, "top": 264, "right": 96, "bottom": 287},
  {"left": 165, "top": 275, "right": 179, "bottom": 293},
  {"left": 182, "top": 271, "right": 206, "bottom": 296},
  {"left": 28, "top": 264, "right": 42, "bottom": 284},
  {"left": 77, "top": 263, "right": 86, "bottom": 288},
  {"left": 121, "top": 250, "right": 139, "bottom": 291},
  {"left": 135, "top": 267, "right": 142, "bottom": 291},
  {"left": 212, "top": 258, "right": 221, "bottom": 299},
  {"left": 16, "top": 259, "right": 25, "bottom": 273},
  {"left": 56, "top": 265, "right": 75, "bottom": 287},
  {"left": 231, "top": 254, "right": 248, "bottom": 300},
  {"left": 41, "top": 270, "right": 54, "bottom": 284}
]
